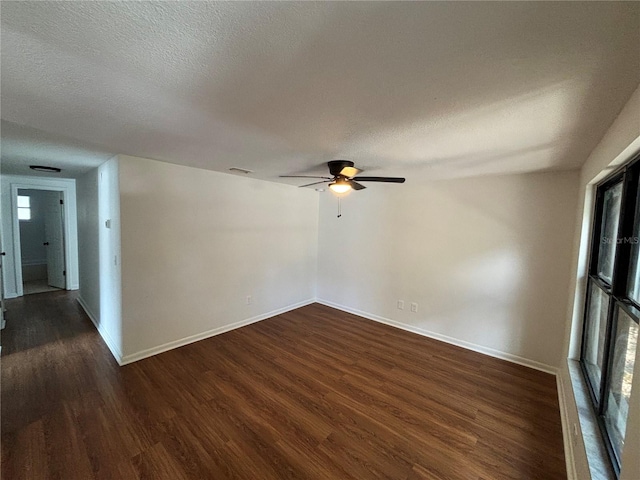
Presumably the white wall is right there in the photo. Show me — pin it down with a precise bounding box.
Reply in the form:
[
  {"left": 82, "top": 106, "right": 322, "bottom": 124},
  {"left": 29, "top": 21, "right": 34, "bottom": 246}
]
[
  {"left": 99, "top": 157, "right": 123, "bottom": 360},
  {"left": 98, "top": 157, "right": 124, "bottom": 361},
  {"left": 76, "top": 168, "right": 101, "bottom": 332},
  {"left": 0, "top": 174, "right": 79, "bottom": 298},
  {"left": 559, "top": 84, "right": 640, "bottom": 480},
  {"left": 76, "top": 157, "right": 123, "bottom": 362},
  {"left": 317, "top": 170, "right": 579, "bottom": 372},
  {"left": 117, "top": 155, "right": 318, "bottom": 362},
  {"left": 18, "top": 189, "right": 48, "bottom": 266}
]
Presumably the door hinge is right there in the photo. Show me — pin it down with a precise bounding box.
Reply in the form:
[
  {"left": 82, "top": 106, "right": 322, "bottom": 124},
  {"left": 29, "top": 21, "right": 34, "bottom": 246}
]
[
  {"left": 63, "top": 270, "right": 66, "bottom": 276},
  {"left": 60, "top": 199, "right": 64, "bottom": 205}
]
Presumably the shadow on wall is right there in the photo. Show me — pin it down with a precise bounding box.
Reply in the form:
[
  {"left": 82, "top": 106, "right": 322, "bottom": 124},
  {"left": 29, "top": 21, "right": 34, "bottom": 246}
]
[
  {"left": 203, "top": 2, "right": 639, "bottom": 170},
  {"left": 436, "top": 174, "right": 579, "bottom": 365},
  {"left": 317, "top": 170, "right": 579, "bottom": 368}
]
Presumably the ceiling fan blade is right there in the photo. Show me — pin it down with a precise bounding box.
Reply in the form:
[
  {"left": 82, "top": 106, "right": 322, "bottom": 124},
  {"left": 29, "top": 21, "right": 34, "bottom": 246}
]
[
  {"left": 352, "top": 176, "right": 405, "bottom": 183},
  {"left": 339, "top": 166, "right": 362, "bottom": 178},
  {"left": 350, "top": 181, "right": 366, "bottom": 191},
  {"left": 280, "top": 175, "right": 331, "bottom": 179},
  {"left": 298, "top": 180, "right": 331, "bottom": 188}
]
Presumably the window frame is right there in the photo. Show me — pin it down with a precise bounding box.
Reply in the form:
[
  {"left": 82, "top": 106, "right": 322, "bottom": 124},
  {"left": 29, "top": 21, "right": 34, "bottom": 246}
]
[{"left": 580, "top": 154, "right": 640, "bottom": 477}]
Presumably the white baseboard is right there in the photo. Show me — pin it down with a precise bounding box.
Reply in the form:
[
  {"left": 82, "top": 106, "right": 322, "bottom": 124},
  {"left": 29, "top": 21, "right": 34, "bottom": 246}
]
[
  {"left": 120, "top": 298, "right": 316, "bottom": 366},
  {"left": 557, "top": 371, "right": 578, "bottom": 480},
  {"left": 77, "top": 296, "right": 123, "bottom": 365},
  {"left": 21, "top": 260, "right": 47, "bottom": 266},
  {"left": 316, "top": 298, "right": 558, "bottom": 375}
]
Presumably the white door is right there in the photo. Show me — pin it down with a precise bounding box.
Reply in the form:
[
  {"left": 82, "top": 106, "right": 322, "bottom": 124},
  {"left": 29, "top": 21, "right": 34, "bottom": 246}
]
[{"left": 44, "top": 191, "right": 66, "bottom": 289}]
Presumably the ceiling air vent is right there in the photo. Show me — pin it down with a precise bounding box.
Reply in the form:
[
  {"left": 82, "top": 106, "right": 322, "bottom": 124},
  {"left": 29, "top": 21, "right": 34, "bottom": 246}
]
[{"left": 229, "top": 167, "right": 253, "bottom": 174}]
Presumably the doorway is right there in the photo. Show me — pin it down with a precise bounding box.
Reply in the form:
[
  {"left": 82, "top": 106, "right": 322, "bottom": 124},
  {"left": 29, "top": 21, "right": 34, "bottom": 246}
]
[{"left": 17, "top": 188, "right": 66, "bottom": 295}]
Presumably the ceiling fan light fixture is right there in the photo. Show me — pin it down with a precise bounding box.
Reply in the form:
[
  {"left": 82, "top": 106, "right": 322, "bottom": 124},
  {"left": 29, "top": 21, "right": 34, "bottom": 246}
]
[
  {"left": 281, "top": 160, "right": 405, "bottom": 192},
  {"left": 329, "top": 180, "right": 352, "bottom": 194}
]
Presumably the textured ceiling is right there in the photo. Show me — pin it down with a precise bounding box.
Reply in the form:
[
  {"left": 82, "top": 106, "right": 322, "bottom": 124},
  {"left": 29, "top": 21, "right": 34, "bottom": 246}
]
[
  {"left": 0, "top": 120, "right": 114, "bottom": 177},
  {"left": 1, "top": 2, "right": 639, "bottom": 182}
]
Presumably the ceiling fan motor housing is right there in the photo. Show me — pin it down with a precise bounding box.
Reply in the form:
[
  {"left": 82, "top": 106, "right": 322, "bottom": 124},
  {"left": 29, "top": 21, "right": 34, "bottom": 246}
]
[{"left": 328, "top": 160, "right": 355, "bottom": 177}]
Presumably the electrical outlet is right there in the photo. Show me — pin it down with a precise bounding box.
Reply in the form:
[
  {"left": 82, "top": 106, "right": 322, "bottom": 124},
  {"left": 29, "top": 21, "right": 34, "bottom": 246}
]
[
  {"left": 410, "top": 302, "right": 418, "bottom": 313},
  {"left": 246, "top": 295, "right": 252, "bottom": 305},
  {"left": 397, "top": 300, "right": 405, "bottom": 310}
]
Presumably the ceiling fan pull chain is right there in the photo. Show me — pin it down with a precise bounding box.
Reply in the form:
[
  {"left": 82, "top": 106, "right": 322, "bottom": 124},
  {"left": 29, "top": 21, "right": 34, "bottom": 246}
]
[{"left": 337, "top": 196, "right": 342, "bottom": 218}]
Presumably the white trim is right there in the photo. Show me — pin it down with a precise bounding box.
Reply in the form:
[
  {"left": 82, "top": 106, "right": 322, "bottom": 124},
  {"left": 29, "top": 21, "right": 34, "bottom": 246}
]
[
  {"left": 77, "top": 296, "right": 123, "bottom": 365},
  {"left": 557, "top": 372, "right": 578, "bottom": 480},
  {"left": 316, "top": 298, "right": 558, "bottom": 375},
  {"left": 6, "top": 177, "right": 80, "bottom": 296},
  {"left": 120, "top": 298, "right": 316, "bottom": 365},
  {"left": 588, "top": 137, "right": 640, "bottom": 186}
]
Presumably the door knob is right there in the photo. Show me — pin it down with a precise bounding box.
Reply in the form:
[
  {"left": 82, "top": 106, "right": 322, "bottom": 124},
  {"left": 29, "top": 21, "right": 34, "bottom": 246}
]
[{"left": 43, "top": 242, "right": 49, "bottom": 246}]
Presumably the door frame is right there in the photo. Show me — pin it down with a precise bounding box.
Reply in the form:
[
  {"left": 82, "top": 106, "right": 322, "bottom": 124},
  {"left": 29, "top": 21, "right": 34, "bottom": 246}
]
[{"left": 11, "top": 184, "right": 74, "bottom": 297}]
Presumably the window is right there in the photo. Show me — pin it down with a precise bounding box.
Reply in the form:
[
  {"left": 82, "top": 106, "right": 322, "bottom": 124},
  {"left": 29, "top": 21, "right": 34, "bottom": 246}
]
[
  {"left": 17, "top": 195, "right": 31, "bottom": 221},
  {"left": 581, "top": 156, "right": 640, "bottom": 476}
]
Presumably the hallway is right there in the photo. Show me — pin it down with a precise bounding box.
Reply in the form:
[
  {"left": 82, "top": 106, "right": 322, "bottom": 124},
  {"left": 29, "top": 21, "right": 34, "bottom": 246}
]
[{"left": 1, "top": 291, "right": 121, "bottom": 478}]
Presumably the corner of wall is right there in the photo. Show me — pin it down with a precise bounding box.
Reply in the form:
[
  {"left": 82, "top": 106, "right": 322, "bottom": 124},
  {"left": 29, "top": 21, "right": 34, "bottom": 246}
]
[
  {"left": 313, "top": 191, "right": 321, "bottom": 300},
  {"left": 77, "top": 295, "right": 123, "bottom": 365},
  {"left": 96, "top": 156, "right": 124, "bottom": 362}
]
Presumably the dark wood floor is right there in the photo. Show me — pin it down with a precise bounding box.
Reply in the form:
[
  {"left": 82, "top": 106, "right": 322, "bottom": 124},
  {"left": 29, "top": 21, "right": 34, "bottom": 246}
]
[{"left": 1, "top": 291, "right": 566, "bottom": 480}]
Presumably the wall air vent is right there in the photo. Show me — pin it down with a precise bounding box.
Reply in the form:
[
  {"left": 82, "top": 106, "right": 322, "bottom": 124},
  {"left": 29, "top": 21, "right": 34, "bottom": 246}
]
[{"left": 229, "top": 167, "right": 253, "bottom": 174}]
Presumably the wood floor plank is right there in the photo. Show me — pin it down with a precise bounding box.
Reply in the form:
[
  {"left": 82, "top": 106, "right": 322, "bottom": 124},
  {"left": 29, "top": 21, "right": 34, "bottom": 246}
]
[
  {"left": 4, "top": 420, "right": 49, "bottom": 480},
  {"left": 1, "top": 291, "right": 566, "bottom": 479},
  {"left": 133, "top": 442, "right": 190, "bottom": 480},
  {"left": 42, "top": 403, "right": 95, "bottom": 480}
]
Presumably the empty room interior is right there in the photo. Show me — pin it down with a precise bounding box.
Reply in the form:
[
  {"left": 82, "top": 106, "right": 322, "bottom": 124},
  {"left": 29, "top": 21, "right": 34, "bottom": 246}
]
[{"left": 1, "top": 2, "right": 640, "bottom": 479}]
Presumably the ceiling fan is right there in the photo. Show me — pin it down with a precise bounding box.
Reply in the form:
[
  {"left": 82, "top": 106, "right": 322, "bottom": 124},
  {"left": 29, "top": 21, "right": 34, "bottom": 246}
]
[{"left": 280, "top": 160, "right": 405, "bottom": 194}]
